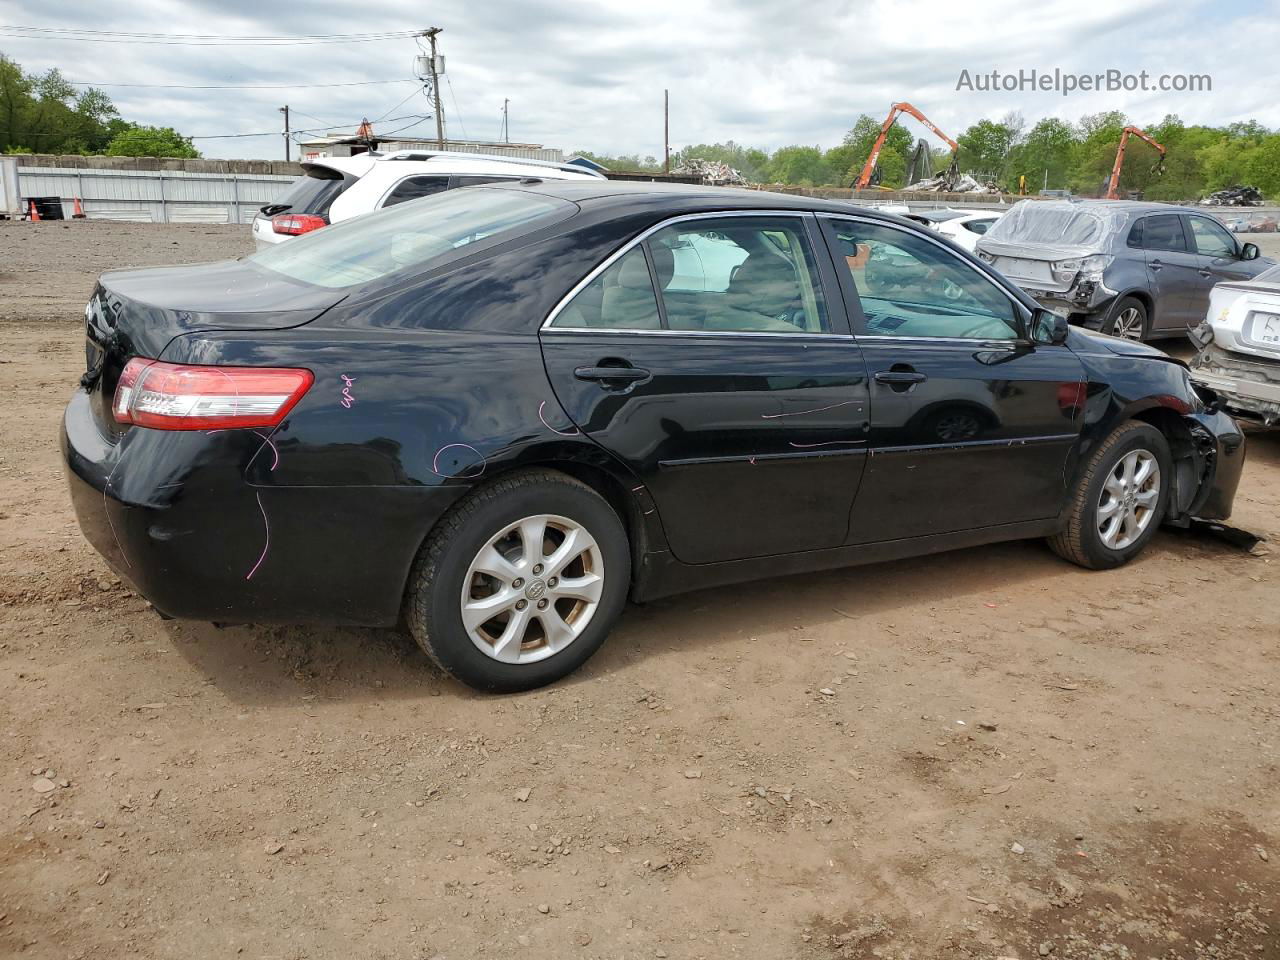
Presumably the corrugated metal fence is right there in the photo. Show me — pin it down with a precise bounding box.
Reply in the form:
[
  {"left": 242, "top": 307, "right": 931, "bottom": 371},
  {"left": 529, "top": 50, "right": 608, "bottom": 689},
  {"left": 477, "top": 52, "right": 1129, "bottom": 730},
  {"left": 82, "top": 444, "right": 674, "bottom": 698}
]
[{"left": 16, "top": 166, "right": 296, "bottom": 224}]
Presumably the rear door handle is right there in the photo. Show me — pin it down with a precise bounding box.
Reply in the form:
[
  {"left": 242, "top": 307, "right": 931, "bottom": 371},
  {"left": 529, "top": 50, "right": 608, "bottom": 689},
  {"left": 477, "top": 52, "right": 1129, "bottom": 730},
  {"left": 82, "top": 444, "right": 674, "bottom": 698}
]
[
  {"left": 1148, "top": 260, "right": 1163, "bottom": 271},
  {"left": 875, "top": 370, "right": 928, "bottom": 385},
  {"left": 1198, "top": 269, "right": 1213, "bottom": 278},
  {"left": 574, "top": 365, "right": 650, "bottom": 383}
]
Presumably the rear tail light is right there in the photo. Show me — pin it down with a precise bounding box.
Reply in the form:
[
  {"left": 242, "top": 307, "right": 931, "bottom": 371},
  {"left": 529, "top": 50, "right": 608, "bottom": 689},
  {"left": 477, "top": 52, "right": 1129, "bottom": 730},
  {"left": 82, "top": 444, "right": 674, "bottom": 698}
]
[
  {"left": 270, "top": 213, "right": 327, "bottom": 236},
  {"left": 112, "top": 358, "right": 313, "bottom": 430}
]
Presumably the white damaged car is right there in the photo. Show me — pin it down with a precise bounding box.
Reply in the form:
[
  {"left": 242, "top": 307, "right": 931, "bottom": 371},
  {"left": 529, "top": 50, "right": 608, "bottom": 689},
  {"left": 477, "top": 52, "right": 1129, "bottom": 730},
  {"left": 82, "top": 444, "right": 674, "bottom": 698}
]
[{"left": 1190, "top": 262, "right": 1280, "bottom": 425}]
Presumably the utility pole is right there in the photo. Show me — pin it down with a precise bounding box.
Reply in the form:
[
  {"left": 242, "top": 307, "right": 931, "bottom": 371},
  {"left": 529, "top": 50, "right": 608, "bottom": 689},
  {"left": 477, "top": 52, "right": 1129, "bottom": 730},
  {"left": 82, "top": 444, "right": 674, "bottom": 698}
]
[
  {"left": 502, "top": 98, "right": 509, "bottom": 143},
  {"left": 424, "top": 27, "right": 445, "bottom": 149},
  {"left": 279, "top": 105, "right": 290, "bottom": 161},
  {"left": 663, "top": 89, "right": 669, "bottom": 174}
]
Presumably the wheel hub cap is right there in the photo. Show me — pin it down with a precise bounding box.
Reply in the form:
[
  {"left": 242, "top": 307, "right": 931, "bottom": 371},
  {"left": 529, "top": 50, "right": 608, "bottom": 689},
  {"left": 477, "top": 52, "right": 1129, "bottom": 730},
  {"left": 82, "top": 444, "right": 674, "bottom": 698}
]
[
  {"left": 460, "top": 514, "right": 605, "bottom": 665},
  {"left": 1097, "top": 449, "right": 1160, "bottom": 550}
]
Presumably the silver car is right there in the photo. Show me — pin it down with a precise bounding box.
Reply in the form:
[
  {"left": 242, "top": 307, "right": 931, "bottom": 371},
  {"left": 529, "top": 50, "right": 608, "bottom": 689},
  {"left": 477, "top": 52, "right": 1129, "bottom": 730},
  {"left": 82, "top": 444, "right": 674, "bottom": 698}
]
[
  {"left": 976, "top": 199, "right": 1273, "bottom": 341},
  {"left": 1190, "top": 262, "right": 1280, "bottom": 425}
]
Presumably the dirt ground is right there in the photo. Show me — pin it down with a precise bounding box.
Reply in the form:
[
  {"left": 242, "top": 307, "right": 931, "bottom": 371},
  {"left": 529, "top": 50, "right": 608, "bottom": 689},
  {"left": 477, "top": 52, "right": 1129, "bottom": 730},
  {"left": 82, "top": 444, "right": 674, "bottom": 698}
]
[{"left": 1, "top": 219, "right": 1279, "bottom": 960}]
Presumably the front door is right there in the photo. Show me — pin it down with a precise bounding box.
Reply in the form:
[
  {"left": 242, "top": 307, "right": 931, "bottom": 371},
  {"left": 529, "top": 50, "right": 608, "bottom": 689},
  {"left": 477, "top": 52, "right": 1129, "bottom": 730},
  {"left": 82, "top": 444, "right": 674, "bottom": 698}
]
[
  {"left": 1135, "top": 213, "right": 1201, "bottom": 332},
  {"left": 539, "top": 213, "right": 871, "bottom": 565},
  {"left": 818, "top": 215, "right": 1086, "bottom": 544},
  {"left": 1186, "top": 214, "right": 1257, "bottom": 324}
]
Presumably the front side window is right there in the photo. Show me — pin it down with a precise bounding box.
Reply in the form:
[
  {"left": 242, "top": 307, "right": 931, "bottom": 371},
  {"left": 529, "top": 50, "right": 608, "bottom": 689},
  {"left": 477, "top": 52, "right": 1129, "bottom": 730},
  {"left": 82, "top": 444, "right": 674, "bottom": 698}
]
[
  {"left": 1140, "top": 214, "right": 1187, "bottom": 252},
  {"left": 549, "top": 248, "right": 661, "bottom": 329},
  {"left": 647, "top": 217, "right": 830, "bottom": 333},
  {"left": 250, "top": 188, "right": 570, "bottom": 288},
  {"left": 1188, "top": 216, "right": 1237, "bottom": 258},
  {"left": 828, "top": 219, "right": 1019, "bottom": 340},
  {"left": 382, "top": 175, "right": 450, "bottom": 207}
]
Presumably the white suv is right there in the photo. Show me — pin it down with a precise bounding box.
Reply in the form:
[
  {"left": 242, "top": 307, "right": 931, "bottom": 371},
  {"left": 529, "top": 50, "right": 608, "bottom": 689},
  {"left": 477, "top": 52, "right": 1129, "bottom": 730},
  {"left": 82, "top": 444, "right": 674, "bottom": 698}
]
[{"left": 252, "top": 150, "right": 605, "bottom": 248}]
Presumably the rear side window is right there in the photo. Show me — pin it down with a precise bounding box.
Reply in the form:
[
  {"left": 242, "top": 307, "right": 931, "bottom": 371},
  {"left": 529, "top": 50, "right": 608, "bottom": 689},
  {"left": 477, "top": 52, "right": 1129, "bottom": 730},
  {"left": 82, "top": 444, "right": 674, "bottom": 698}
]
[
  {"left": 383, "top": 176, "right": 449, "bottom": 207},
  {"left": 249, "top": 188, "right": 572, "bottom": 289},
  {"left": 1139, "top": 215, "right": 1187, "bottom": 252},
  {"left": 648, "top": 218, "right": 830, "bottom": 333},
  {"left": 550, "top": 248, "right": 661, "bottom": 329},
  {"left": 451, "top": 175, "right": 521, "bottom": 188},
  {"left": 963, "top": 219, "right": 995, "bottom": 235},
  {"left": 262, "top": 166, "right": 351, "bottom": 218}
]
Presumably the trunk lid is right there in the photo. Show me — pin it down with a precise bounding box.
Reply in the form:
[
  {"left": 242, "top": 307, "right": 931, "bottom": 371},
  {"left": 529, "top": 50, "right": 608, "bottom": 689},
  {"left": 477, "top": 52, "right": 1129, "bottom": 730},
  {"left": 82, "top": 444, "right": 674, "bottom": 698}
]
[{"left": 83, "top": 258, "right": 344, "bottom": 436}]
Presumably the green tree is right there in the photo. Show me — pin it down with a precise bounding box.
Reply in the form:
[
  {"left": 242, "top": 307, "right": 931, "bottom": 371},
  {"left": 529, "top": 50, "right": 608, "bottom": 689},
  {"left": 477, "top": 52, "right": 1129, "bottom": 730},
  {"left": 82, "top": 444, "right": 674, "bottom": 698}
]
[
  {"left": 106, "top": 124, "right": 199, "bottom": 158},
  {"left": 0, "top": 53, "right": 127, "bottom": 154},
  {"left": 957, "top": 117, "right": 1019, "bottom": 181},
  {"left": 842, "top": 114, "right": 914, "bottom": 187},
  {"left": 569, "top": 149, "right": 662, "bottom": 173},
  {"left": 765, "top": 145, "right": 831, "bottom": 186},
  {"left": 1007, "top": 117, "right": 1077, "bottom": 192}
]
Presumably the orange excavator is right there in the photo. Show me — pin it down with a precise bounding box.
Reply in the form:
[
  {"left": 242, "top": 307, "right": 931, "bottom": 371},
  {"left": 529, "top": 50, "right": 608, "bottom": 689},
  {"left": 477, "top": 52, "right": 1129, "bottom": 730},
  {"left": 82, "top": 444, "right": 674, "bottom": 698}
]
[
  {"left": 1105, "top": 125, "right": 1166, "bottom": 199},
  {"left": 854, "top": 102, "right": 959, "bottom": 190}
]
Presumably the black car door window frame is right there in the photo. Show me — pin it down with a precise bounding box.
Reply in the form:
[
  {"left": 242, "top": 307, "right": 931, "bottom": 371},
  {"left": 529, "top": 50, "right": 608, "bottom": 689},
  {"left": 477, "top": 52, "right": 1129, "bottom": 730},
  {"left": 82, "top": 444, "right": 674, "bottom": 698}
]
[
  {"left": 815, "top": 213, "right": 1032, "bottom": 344},
  {"left": 541, "top": 211, "right": 854, "bottom": 338}
]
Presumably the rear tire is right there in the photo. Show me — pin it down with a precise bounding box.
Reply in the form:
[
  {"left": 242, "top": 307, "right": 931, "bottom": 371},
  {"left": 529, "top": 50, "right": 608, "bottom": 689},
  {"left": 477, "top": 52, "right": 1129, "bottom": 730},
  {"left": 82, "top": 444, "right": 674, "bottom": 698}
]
[
  {"left": 405, "top": 470, "right": 630, "bottom": 693},
  {"left": 1048, "top": 420, "right": 1172, "bottom": 570},
  {"left": 1104, "top": 296, "right": 1149, "bottom": 342}
]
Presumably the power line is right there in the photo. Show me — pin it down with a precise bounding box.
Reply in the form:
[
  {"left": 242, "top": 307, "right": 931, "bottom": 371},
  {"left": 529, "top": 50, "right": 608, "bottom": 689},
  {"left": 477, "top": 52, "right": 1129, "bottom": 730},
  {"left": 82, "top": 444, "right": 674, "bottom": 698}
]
[
  {"left": 67, "top": 78, "right": 417, "bottom": 90},
  {"left": 0, "top": 25, "right": 420, "bottom": 45},
  {"left": 371, "top": 86, "right": 426, "bottom": 124},
  {"left": 444, "top": 75, "right": 468, "bottom": 141},
  {"left": 187, "top": 113, "right": 426, "bottom": 140}
]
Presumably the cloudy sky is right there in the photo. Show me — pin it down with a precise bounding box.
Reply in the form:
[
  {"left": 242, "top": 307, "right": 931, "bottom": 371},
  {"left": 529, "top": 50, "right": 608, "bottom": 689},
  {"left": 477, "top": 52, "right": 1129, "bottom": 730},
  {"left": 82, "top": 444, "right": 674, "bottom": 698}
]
[{"left": 2, "top": 0, "right": 1277, "bottom": 161}]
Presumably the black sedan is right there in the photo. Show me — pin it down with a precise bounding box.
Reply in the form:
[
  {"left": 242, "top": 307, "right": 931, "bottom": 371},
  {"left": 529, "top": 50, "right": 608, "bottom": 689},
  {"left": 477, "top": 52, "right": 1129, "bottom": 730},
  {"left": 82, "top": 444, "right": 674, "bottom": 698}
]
[{"left": 63, "top": 182, "right": 1245, "bottom": 691}]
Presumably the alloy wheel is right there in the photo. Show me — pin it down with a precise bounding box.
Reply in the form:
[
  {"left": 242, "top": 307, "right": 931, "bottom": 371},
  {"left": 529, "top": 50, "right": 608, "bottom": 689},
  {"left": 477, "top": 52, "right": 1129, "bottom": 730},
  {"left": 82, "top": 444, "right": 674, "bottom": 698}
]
[
  {"left": 1097, "top": 449, "right": 1160, "bottom": 550},
  {"left": 459, "top": 514, "right": 605, "bottom": 664},
  {"left": 1113, "top": 307, "right": 1144, "bottom": 341}
]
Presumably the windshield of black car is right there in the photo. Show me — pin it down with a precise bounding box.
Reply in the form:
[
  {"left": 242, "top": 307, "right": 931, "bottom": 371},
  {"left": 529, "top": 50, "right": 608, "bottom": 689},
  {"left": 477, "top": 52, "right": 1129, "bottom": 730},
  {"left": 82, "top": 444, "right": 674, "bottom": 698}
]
[{"left": 248, "top": 188, "right": 573, "bottom": 288}]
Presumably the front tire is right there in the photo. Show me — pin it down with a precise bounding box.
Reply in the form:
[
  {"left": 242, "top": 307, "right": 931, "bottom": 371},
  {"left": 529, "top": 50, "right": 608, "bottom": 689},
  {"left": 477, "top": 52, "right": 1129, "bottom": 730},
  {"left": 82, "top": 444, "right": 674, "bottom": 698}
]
[
  {"left": 405, "top": 470, "right": 630, "bottom": 692},
  {"left": 1049, "top": 421, "right": 1172, "bottom": 570}
]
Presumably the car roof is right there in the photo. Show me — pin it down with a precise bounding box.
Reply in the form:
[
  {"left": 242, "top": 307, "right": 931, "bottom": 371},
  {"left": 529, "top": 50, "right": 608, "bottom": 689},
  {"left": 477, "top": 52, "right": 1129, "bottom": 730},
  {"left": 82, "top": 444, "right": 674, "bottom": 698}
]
[
  {"left": 1038, "top": 198, "right": 1203, "bottom": 216},
  {"left": 480, "top": 178, "right": 916, "bottom": 220},
  {"left": 303, "top": 151, "right": 603, "bottom": 181}
]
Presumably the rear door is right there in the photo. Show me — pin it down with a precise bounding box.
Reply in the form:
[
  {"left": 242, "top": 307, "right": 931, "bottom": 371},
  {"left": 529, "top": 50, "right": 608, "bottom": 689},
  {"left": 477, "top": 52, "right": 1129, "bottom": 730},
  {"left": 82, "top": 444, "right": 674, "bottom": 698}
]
[
  {"left": 1135, "top": 213, "right": 1199, "bottom": 331},
  {"left": 818, "top": 214, "right": 1086, "bottom": 543},
  {"left": 538, "top": 212, "right": 871, "bottom": 565}
]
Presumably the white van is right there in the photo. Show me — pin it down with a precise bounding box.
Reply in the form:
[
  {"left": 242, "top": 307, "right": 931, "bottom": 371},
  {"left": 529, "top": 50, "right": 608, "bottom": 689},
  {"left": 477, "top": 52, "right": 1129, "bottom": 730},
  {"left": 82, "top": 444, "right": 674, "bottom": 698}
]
[{"left": 252, "top": 150, "right": 605, "bottom": 248}]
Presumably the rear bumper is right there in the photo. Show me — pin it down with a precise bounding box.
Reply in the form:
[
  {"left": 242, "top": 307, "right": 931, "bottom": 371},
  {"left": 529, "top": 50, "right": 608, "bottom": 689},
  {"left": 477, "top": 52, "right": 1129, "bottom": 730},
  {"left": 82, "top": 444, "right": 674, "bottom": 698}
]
[
  {"left": 62, "top": 390, "right": 462, "bottom": 627},
  {"left": 1190, "top": 345, "right": 1280, "bottom": 425}
]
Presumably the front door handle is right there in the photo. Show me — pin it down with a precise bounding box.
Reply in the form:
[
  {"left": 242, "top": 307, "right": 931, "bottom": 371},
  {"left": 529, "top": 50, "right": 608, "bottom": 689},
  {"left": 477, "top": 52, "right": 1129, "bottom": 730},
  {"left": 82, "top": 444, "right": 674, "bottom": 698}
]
[
  {"left": 875, "top": 370, "right": 928, "bottom": 385},
  {"left": 574, "top": 365, "right": 650, "bottom": 384},
  {"left": 1198, "top": 269, "right": 1213, "bottom": 278}
]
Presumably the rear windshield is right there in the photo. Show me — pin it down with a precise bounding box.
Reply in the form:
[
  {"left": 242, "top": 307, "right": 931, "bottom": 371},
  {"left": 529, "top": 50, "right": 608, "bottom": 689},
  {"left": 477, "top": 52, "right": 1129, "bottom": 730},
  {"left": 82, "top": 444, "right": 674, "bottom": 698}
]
[
  {"left": 248, "top": 187, "right": 572, "bottom": 288},
  {"left": 983, "top": 200, "right": 1118, "bottom": 248},
  {"left": 261, "top": 165, "right": 351, "bottom": 218}
]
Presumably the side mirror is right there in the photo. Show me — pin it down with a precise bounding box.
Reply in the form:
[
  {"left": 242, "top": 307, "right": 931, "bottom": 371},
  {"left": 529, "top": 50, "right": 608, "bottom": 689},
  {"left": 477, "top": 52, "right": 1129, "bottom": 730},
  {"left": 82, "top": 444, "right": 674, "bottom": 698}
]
[
  {"left": 1031, "top": 308, "right": 1070, "bottom": 345},
  {"left": 1241, "top": 242, "right": 1260, "bottom": 261}
]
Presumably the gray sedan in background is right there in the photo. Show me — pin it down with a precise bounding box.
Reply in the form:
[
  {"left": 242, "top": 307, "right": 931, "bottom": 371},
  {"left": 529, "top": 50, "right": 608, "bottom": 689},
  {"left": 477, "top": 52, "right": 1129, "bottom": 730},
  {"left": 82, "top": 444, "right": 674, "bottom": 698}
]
[{"left": 976, "top": 199, "right": 1273, "bottom": 341}]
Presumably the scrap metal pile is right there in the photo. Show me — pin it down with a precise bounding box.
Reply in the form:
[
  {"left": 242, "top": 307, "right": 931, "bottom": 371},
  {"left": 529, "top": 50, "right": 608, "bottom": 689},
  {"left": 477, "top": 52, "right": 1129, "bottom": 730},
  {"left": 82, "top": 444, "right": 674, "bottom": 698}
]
[
  {"left": 1201, "top": 185, "right": 1265, "bottom": 206},
  {"left": 904, "top": 172, "right": 1000, "bottom": 194},
  {"left": 674, "top": 159, "right": 749, "bottom": 186}
]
